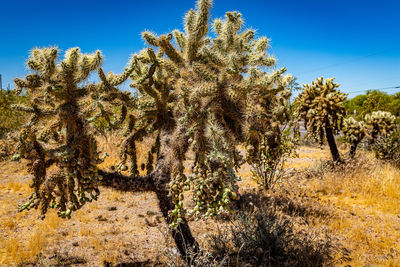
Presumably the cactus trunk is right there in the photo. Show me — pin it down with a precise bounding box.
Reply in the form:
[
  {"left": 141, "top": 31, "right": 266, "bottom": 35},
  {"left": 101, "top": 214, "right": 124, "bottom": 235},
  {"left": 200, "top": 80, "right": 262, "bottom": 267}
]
[
  {"left": 349, "top": 140, "right": 360, "bottom": 158},
  {"left": 99, "top": 127, "right": 199, "bottom": 262},
  {"left": 325, "top": 120, "right": 342, "bottom": 163},
  {"left": 155, "top": 186, "right": 199, "bottom": 261}
]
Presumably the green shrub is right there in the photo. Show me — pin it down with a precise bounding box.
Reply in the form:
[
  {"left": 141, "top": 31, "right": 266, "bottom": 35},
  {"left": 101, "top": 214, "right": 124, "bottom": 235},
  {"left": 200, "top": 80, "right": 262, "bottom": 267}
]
[{"left": 0, "top": 89, "right": 27, "bottom": 138}]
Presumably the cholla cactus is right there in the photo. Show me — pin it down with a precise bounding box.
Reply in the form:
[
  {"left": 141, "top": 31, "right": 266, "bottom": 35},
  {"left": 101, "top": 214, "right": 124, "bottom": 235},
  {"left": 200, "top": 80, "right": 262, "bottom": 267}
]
[
  {"left": 96, "top": 0, "right": 291, "bottom": 258},
  {"left": 364, "top": 111, "right": 396, "bottom": 141},
  {"left": 12, "top": 0, "right": 293, "bottom": 262},
  {"left": 247, "top": 122, "right": 299, "bottom": 189},
  {"left": 364, "top": 111, "right": 398, "bottom": 163},
  {"left": 139, "top": 0, "right": 292, "bottom": 226},
  {"left": 372, "top": 129, "right": 400, "bottom": 165},
  {"left": 342, "top": 117, "right": 365, "bottom": 157},
  {"left": 13, "top": 47, "right": 134, "bottom": 219},
  {"left": 296, "top": 77, "right": 347, "bottom": 163},
  {"left": 115, "top": 48, "right": 174, "bottom": 176}
]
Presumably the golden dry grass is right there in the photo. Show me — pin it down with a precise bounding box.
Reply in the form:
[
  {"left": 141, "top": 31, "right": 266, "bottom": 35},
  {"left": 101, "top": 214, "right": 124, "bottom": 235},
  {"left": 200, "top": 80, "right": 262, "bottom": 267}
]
[
  {"left": 294, "top": 149, "right": 400, "bottom": 266},
  {"left": 0, "top": 142, "right": 399, "bottom": 266}
]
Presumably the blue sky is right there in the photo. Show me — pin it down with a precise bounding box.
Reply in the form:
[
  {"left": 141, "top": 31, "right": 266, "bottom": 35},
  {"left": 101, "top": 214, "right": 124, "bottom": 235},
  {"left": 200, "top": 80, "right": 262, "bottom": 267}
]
[{"left": 1, "top": 0, "right": 399, "bottom": 98}]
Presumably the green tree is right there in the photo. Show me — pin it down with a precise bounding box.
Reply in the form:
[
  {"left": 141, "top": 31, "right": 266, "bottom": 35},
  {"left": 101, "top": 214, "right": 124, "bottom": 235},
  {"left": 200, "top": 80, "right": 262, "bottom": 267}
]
[
  {"left": 362, "top": 90, "right": 391, "bottom": 116},
  {"left": 0, "top": 89, "right": 27, "bottom": 138},
  {"left": 13, "top": 46, "right": 134, "bottom": 219},
  {"left": 344, "top": 90, "right": 400, "bottom": 119},
  {"left": 342, "top": 111, "right": 397, "bottom": 158},
  {"left": 343, "top": 94, "right": 367, "bottom": 117}
]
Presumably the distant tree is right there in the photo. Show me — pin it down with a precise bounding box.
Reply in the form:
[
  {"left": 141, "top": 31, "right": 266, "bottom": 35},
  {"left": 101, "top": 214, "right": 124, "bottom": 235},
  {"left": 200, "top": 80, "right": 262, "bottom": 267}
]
[
  {"left": 344, "top": 90, "right": 399, "bottom": 119},
  {"left": 388, "top": 92, "right": 400, "bottom": 117},
  {"left": 342, "top": 111, "right": 397, "bottom": 158},
  {"left": 362, "top": 90, "right": 391, "bottom": 116},
  {"left": 343, "top": 94, "right": 367, "bottom": 117},
  {"left": 0, "top": 89, "right": 27, "bottom": 138},
  {"left": 364, "top": 111, "right": 397, "bottom": 142}
]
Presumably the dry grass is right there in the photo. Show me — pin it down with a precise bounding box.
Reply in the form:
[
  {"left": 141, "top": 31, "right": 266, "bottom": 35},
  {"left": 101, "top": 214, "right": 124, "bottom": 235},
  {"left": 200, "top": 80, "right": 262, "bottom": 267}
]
[
  {"left": 0, "top": 142, "right": 399, "bottom": 266},
  {"left": 294, "top": 150, "right": 400, "bottom": 266}
]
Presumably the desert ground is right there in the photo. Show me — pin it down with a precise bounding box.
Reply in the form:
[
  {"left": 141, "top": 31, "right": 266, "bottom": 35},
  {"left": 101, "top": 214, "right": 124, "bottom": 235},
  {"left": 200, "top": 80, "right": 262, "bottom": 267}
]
[{"left": 1, "top": 141, "right": 400, "bottom": 266}]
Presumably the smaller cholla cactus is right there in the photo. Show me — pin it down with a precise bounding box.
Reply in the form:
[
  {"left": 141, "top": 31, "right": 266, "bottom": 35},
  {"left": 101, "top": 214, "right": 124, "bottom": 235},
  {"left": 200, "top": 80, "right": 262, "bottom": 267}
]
[
  {"left": 372, "top": 130, "right": 400, "bottom": 166},
  {"left": 296, "top": 77, "right": 347, "bottom": 163},
  {"left": 364, "top": 111, "right": 396, "bottom": 141},
  {"left": 342, "top": 117, "right": 365, "bottom": 157},
  {"left": 12, "top": 47, "right": 134, "bottom": 219},
  {"left": 364, "top": 111, "right": 398, "bottom": 163}
]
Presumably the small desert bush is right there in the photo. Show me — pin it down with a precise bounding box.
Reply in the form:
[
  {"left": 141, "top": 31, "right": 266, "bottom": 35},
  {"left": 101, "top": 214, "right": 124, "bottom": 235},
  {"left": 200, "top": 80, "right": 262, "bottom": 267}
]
[{"left": 207, "top": 205, "right": 348, "bottom": 266}]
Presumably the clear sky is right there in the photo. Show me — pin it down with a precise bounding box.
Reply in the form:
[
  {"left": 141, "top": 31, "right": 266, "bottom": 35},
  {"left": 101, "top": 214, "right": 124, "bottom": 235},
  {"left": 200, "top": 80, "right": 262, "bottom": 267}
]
[{"left": 1, "top": 0, "right": 399, "bottom": 98}]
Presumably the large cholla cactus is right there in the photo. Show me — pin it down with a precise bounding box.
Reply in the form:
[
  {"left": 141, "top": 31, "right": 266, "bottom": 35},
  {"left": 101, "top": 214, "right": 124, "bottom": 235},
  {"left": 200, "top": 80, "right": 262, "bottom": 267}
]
[
  {"left": 94, "top": 0, "right": 291, "bottom": 259},
  {"left": 139, "top": 0, "right": 292, "bottom": 225},
  {"left": 364, "top": 111, "right": 396, "bottom": 141},
  {"left": 13, "top": 47, "right": 134, "bottom": 219},
  {"left": 296, "top": 77, "right": 347, "bottom": 163},
  {"left": 12, "top": 0, "right": 293, "bottom": 262},
  {"left": 342, "top": 117, "right": 366, "bottom": 157}
]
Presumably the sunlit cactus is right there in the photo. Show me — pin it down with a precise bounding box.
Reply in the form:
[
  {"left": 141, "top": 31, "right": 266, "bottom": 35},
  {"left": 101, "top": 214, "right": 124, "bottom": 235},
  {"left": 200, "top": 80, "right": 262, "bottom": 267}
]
[
  {"left": 12, "top": 47, "right": 134, "bottom": 219},
  {"left": 115, "top": 48, "right": 174, "bottom": 176},
  {"left": 10, "top": 0, "right": 293, "bottom": 262},
  {"left": 138, "top": 0, "right": 292, "bottom": 227},
  {"left": 93, "top": 0, "right": 293, "bottom": 258},
  {"left": 364, "top": 111, "right": 396, "bottom": 141},
  {"left": 295, "top": 77, "right": 347, "bottom": 163},
  {"left": 364, "top": 111, "right": 398, "bottom": 163},
  {"left": 342, "top": 116, "right": 365, "bottom": 157},
  {"left": 372, "top": 129, "right": 400, "bottom": 165}
]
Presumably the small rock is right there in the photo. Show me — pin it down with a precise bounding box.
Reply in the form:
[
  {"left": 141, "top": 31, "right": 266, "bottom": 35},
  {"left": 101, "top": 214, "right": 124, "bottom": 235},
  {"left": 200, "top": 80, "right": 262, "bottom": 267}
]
[
  {"left": 72, "top": 241, "right": 79, "bottom": 247},
  {"left": 96, "top": 215, "right": 107, "bottom": 222},
  {"left": 146, "top": 210, "right": 159, "bottom": 216},
  {"left": 107, "top": 206, "right": 117, "bottom": 211},
  {"left": 61, "top": 231, "right": 68, "bottom": 237},
  {"left": 124, "top": 216, "right": 129, "bottom": 220},
  {"left": 155, "top": 215, "right": 162, "bottom": 223},
  {"left": 145, "top": 218, "right": 157, "bottom": 227}
]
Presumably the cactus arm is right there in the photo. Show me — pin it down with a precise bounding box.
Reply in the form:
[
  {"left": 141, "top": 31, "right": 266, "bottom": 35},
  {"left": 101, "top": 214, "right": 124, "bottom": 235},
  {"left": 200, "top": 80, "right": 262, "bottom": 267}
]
[{"left": 98, "top": 170, "right": 155, "bottom": 192}]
